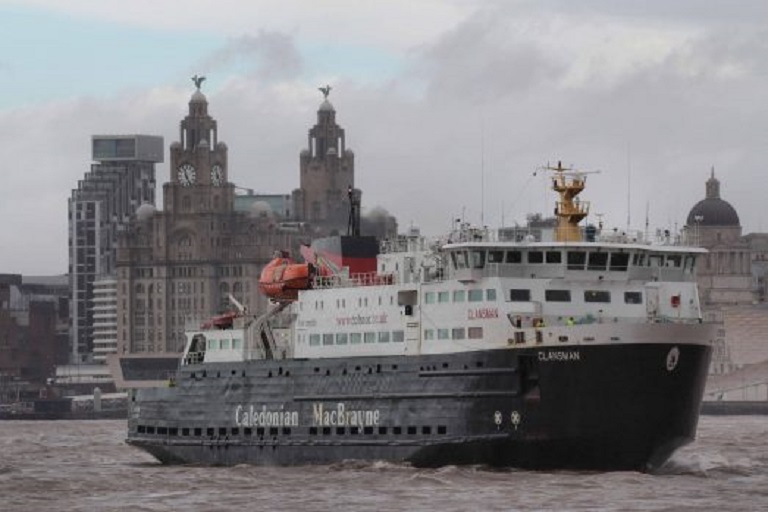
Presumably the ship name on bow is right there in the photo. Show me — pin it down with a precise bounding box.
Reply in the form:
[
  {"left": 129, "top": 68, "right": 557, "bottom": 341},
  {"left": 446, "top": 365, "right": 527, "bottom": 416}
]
[{"left": 234, "top": 402, "right": 380, "bottom": 427}]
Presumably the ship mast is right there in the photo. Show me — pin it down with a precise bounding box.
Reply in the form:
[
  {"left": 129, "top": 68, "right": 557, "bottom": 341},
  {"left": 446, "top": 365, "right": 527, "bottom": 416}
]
[{"left": 547, "top": 161, "right": 593, "bottom": 242}]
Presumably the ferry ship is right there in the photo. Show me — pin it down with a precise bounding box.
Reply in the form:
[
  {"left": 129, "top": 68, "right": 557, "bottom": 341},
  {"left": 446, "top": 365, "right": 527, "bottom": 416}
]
[{"left": 126, "top": 163, "right": 714, "bottom": 471}]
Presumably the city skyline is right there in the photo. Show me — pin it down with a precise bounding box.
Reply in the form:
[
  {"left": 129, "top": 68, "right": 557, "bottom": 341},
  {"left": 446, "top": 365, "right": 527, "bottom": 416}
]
[{"left": 2, "top": 0, "right": 768, "bottom": 274}]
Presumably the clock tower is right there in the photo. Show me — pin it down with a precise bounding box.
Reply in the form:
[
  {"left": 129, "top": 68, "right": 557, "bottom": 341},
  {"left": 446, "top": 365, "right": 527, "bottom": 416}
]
[{"left": 165, "top": 77, "right": 233, "bottom": 214}]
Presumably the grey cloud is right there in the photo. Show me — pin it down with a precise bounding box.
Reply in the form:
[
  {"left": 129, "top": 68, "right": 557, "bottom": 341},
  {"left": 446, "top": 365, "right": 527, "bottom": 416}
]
[{"left": 199, "top": 30, "right": 303, "bottom": 82}]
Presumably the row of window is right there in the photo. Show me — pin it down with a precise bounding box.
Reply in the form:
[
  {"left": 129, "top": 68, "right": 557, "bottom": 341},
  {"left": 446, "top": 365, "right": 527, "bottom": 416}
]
[
  {"left": 424, "top": 327, "right": 483, "bottom": 340},
  {"left": 137, "top": 424, "right": 448, "bottom": 437},
  {"left": 206, "top": 337, "right": 244, "bottom": 350},
  {"left": 425, "top": 289, "right": 497, "bottom": 304},
  {"left": 452, "top": 249, "right": 695, "bottom": 272},
  {"left": 308, "top": 330, "right": 406, "bottom": 346},
  {"left": 509, "top": 289, "right": 643, "bottom": 304}
]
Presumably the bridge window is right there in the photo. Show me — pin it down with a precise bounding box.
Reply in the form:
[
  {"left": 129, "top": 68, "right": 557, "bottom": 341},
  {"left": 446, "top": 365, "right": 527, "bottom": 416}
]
[
  {"left": 649, "top": 254, "right": 663, "bottom": 267},
  {"left": 452, "top": 251, "right": 469, "bottom": 269},
  {"left": 509, "top": 289, "right": 531, "bottom": 302},
  {"left": 471, "top": 250, "right": 485, "bottom": 269},
  {"left": 545, "top": 289, "right": 571, "bottom": 302},
  {"left": 488, "top": 250, "right": 504, "bottom": 263},
  {"left": 546, "top": 251, "right": 562, "bottom": 264},
  {"left": 584, "top": 290, "right": 611, "bottom": 303},
  {"left": 506, "top": 251, "right": 522, "bottom": 263},
  {"left": 666, "top": 254, "right": 682, "bottom": 267},
  {"left": 567, "top": 251, "right": 586, "bottom": 270},
  {"left": 633, "top": 253, "right": 646, "bottom": 266},
  {"left": 609, "top": 252, "right": 630, "bottom": 271},
  {"left": 587, "top": 252, "right": 608, "bottom": 271},
  {"left": 528, "top": 251, "right": 544, "bottom": 264},
  {"left": 624, "top": 292, "right": 643, "bottom": 304}
]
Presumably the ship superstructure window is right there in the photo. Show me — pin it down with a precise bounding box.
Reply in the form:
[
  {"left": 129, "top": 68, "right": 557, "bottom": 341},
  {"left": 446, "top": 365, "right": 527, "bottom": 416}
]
[
  {"left": 509, "top": 289, "right": 531, "bottom": 302},
  {"left": 323, "top": 334, "right": 334, "bottom": 346},
  {"left": 609, "top": 253, "right": 630, "bottom": 271},
  {"left": 452, "top": 251, "right": 469, "bottom": 269},
  {"left": 666, "top": 254, "right": 682, "bottom": 267},
  {"left": 309, "top": 334, "right": 320, "bottom": 346},
  {"left": 633, "top": 253, "right": 646, "bottom": 266},
  {"left": 506, "top": 251, "right": 522, "bottom": 264},
  {"left": 587, "top": 252, "right": 608, "bottom": 271},
  {"left": 468, "top": 327, "right": 483, "bottom": 339},
  {"left": 545, "top": 289, "right": 571, "bottom": 302},
  {"left": 486, "top": 289, "right": 497, "bottom": 301},
  {"left": 425, "top": 292, "right": 436, "bottom": 304},
  {"left": 207, "top": 339, "right": 218, "bottom": 350},
  {"left": 567, "top": 251, "right": 586, "bottom": 270},
  {"left": 452, "top": 328, "right": 466, "bottom": 340},
  {"left": 468, "top": 290, "right": 483, "bottom": 302},
  {"left": 392, "top": 330, "right": 405, "bottom": 342},
  {"left": 528, "top": 251, "right": 544, "bottom": 264},
  {"left": 488, "top": 250, "right": 504, "bottom": 263},
  {"left": 684, "top": 255, "right": 696, "bottom": 273},
  {"left": 378, "top": 332, "right": 390, "bottom": 343},
  {"left": 649, "top": 254, "right": 663, "bottom": 267},
  {"left": 424, "top": 329, "right": 435, "bottom": 340},
  {"left": 364, "top": 332, "right": 376, "bottom": 344},
  {"left": 584, "top": 290, "right": 611, "bottom": 303},
  {"left": 438, "top": 328, "right": 450, "bottom": 340},
  {"left": 624, "top": 291, "right": 643, "bottom": 304},
  {"left": 350, "top": 333, "right": 362, "bottom": 344},
  {"left": 336, "top": 333, "right": 348, "bottom": 345},
  {"left": 471, "top": 250, "right": 485, "bottom": 269},
  {"left": 232, "top": 339, "right": 242, "bottom": 349},
  {"left": 438, "top": 291, "right": 450, "bottom": 303},
  {"left": 220, "top": 339, "right": 230, "bottom": 350},
  {"left": 546, "top": 251, "right": 562, "bottom": 264},
  {"left": 453, "top": 290, "right": 466, "bottom": 302}
]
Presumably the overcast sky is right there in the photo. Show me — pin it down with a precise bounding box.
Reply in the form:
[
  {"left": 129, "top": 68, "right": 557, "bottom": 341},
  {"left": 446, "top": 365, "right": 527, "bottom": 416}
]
[{"left": 2, "top": 0, "right": 767, "bottom": 275}]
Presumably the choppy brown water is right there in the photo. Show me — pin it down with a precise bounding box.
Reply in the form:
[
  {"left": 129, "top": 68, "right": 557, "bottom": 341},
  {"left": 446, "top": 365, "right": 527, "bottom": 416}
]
[{"left": 1, "top": 416, "right": 767, "bottom": 511}]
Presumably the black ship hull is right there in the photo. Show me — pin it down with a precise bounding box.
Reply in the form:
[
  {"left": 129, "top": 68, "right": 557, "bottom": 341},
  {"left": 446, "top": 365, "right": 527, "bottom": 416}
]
[{"left": 127, "top": 342, "right": 711, "bottom": 472}]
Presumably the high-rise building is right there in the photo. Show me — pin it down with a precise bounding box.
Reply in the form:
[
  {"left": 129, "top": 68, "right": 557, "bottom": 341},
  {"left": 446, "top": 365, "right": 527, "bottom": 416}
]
[
  {"left": 116, "top": 82, "right": 298, "bottom": 355},
  {"left": 68, "top": 135, "right": 163, "bottom": 363},
  {"left": 92, "top": 277, "right": 117, "bottom": 364}
]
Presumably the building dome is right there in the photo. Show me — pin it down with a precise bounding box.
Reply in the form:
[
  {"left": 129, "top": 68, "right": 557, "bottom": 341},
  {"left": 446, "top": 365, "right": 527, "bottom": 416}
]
[
  {"left": 319, "top": 99, "right": 335, "bottom": 111},
  {"left": 686, "top": 169, "right": 740, "bottom": 227},
  {"left": 190, "top": 89, "right": 207, "bottom": 103},
  {"left": 135, "top": 203, "right": 156, "bottom": 222}
]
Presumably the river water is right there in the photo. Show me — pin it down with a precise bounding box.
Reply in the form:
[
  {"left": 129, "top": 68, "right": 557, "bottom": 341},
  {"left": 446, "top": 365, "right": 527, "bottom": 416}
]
[{"left": 1, "top": 416, "right": 767, "bottom": 511}]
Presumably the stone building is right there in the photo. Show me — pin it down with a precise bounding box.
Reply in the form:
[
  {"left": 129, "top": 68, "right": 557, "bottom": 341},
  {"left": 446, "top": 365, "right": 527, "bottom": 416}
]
[
  {"left": 116, "top": 84, "right": 297, "bottom": 355},
  {"left": 292, "top": 90, "right": 359, "bottom": 235}
]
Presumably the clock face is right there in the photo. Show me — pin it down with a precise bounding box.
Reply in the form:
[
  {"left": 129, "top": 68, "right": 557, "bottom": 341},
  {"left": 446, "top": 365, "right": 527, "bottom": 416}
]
[
  {"left": 177, "top": 163, "right": 196, "bottom": 186},
  {"left": 211, "top": 164, "right": 224, "bottom": 186}
]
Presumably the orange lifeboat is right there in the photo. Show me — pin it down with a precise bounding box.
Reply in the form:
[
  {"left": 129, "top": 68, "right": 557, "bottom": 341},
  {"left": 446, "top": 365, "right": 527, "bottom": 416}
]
[
  {"left": 201, "top": 311, "right": 239, "bottom": 330},
  {"left": 258, "top": 255, "right": 315, "bottom": 302}
]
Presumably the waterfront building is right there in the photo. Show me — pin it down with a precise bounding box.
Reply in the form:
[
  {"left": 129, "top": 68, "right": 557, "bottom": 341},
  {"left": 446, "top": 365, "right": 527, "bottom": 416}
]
[
  {"left": 68, "top": 135, "right": 163, "bottom": 362},
  {"left": 116, "top": 83, "right": 297, "bottom": 355},
  {"left": 92, "top": 277, "right": 117, "bottom": 363}
]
